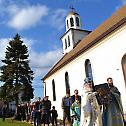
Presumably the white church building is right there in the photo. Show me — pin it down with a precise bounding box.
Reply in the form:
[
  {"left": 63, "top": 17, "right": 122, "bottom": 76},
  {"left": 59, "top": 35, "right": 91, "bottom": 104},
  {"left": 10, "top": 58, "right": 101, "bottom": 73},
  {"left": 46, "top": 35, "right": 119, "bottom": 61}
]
[{"left": 42, "top": 4, "right": 126, "bottom": 119}]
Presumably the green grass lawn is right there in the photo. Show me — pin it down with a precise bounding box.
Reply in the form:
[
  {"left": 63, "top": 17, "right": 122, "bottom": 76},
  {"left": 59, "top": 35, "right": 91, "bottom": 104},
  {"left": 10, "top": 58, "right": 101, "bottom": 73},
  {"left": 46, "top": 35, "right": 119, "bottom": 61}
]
[{"left": 0, "top": 118, "right": 33, "bottom": 126}]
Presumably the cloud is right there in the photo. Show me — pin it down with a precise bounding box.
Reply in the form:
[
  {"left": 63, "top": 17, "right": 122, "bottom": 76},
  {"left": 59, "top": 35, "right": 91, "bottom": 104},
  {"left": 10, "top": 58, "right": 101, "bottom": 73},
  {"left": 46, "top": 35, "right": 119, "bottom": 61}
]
[
  {"left": 0, "top": 0, "right": 67, "bottom": 31},
  {"left": 49, "top": 9, "right": 67, "bottom": 30},
  {"left": 0, "top": 38, "right": 10, "bottom": 65},
  {"left": 8, "top": 5, "right": 49, "bottom": 30},
  {"left": 0, "top": 38, "right": 10, "bottom": 86},
  {"left": 0, "top": 0, "right": 3, "bottom": 4},
  {"left": 29, "top": 48, "right": 63, "bottom": 77}
]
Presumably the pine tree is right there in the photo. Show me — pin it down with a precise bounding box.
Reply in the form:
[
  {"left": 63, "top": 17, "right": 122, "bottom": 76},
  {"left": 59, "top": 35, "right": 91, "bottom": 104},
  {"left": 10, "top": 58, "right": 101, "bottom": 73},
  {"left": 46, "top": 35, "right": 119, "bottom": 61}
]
[{"left": 0, "top": 34, "right": 34, "bottom": 105}]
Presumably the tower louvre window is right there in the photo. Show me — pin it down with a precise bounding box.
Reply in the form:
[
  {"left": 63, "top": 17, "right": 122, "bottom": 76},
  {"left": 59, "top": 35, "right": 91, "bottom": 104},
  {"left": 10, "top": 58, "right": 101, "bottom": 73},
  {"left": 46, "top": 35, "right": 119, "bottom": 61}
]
[
  {"left": 67, "top": 20, "right": 69, "bottom": 29},
  {"left": 76, "top": 17, "right": 80, "bottom": 27},
  {"left": 70, "top": 17, "right": 74, "bottom": 27},
  {"left": 68, "top": 36, "right": 70, "bottom": 47},
  {"left": 65, "top": 39, "right": 67, "bottom": 49}
]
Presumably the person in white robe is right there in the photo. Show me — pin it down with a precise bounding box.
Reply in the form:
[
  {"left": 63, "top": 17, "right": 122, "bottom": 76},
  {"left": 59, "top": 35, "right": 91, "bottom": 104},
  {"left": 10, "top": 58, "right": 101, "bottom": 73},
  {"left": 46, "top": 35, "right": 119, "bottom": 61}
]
[{"left": 80, "top": 77, "right": 102, "bottom": 126}]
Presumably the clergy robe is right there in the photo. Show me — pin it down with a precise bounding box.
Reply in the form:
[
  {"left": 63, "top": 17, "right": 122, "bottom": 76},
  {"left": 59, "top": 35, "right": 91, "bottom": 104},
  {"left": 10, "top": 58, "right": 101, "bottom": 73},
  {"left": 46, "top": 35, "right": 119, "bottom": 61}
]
[
  {"left": 80, "top": 91, "right": 102, "bottom": 126},
  {"left": 102, "top": 86, "right": 124, "bottom": 126}
]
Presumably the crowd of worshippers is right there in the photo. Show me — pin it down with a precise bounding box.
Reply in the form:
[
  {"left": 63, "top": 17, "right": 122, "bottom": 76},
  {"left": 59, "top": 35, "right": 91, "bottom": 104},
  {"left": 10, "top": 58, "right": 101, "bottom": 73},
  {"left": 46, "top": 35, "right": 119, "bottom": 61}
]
[
  {"left": 12, "top": 77, "right": 126, "bottom": 126},
  {"left": 16, "top": 96, "right": 58, "bottom": 126},
  {"left": 61, "top": 77, "right": 126, "bottom": 126}
]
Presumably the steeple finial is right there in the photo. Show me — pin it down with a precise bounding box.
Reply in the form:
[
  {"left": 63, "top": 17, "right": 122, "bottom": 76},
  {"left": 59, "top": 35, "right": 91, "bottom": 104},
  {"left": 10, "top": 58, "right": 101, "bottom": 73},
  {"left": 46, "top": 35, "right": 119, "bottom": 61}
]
[{"left": 69, "top": 5, "right": 75, "bottom": 12}]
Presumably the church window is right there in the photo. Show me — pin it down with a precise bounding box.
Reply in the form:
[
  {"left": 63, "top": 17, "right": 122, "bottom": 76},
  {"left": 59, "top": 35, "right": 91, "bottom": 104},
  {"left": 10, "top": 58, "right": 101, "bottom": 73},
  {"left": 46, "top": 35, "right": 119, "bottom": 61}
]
[
  {"left": 85, "top": 59, "right": 93, "bottom": 81},
  {"left": 68, "top": 36, "right": 70, "bottom": 47},
  {"left": 65, "top": 39, "right": 67, "bottom": 49},
  {"left": 65, "top": 72, "right": 70, "bottom": 94},
  {"left": 52, "top": 79, "right": 56, "bottom": 101},
  {"left": 76, "top": 17, "right": 80, "bottom": 27},
  {"left": 67, "top": 20, "right": 69, "bottom": 29},
  {"left": 121, "top": 54, "right": 126, "bottom": 85},
  {"left": 70, "top": 17, "right": 74, "bottom": 27}
]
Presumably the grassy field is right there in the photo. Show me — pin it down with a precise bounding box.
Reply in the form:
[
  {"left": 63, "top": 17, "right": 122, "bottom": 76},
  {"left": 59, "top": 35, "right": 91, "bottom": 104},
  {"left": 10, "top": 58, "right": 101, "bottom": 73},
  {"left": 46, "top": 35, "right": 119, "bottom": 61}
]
[{"left": 0, "top": 118, "right": 33, "bottom": 126}]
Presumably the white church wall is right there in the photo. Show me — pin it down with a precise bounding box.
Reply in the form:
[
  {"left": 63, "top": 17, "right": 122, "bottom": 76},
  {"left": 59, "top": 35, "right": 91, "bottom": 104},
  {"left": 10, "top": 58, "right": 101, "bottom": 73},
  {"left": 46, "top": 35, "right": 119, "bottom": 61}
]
[
  {"left": 73, "top": 30, "right": 90, "bottom": 44},
  {"left": 45, "top": 68, "right": 67, "bottom": 118},
  {"left": 76, "top": 24, "right": 126, "bottom": 113},
  {"left": 44, "top": 24, "right": 126, "bottom": 119},
  {"left": 86, "top": 24, "right": 126, "bottom": 113}
]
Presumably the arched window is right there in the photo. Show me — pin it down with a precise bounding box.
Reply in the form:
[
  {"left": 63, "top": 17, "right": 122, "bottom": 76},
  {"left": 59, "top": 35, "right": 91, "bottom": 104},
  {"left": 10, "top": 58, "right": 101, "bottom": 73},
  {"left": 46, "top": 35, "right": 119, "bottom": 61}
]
[
  {"left": 65, "top": 72, "right": 70, "bottom": 93},
  {"left": 85, "top": 59, "right": 93, "bottom": 81},
  {"left": 76, "top": 17, "right": 80, "bottom": 27},
  {"left": 65, "top": 39, "right": 67, "bottom": 49},
  {"left": 122, "top": 54, "right": 126, "bottom": 87},
  {"left": 67, "top": 20, "right": 69, "bottom": 29},
  {"left": 70, "top": 17, "right": 74, "bottom": 27},
  {"left": 52, "top": 79, "right": 56, "bottom": 101},
  {"left": 68, "top": 36, "right": 70, "bottom": 47},
  {"left": 44, "top": 82, "right": 46, "bottom": 97}
]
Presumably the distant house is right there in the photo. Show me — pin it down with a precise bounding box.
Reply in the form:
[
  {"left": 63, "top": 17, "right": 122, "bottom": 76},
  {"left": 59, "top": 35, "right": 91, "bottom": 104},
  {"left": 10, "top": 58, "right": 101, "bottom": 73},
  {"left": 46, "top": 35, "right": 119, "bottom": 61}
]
[
  {"left": 0, "top": 90, "right": 28, "bottom": 114},
  {"left": 43, "top": 4, "right": 126, "bottom": 119}
]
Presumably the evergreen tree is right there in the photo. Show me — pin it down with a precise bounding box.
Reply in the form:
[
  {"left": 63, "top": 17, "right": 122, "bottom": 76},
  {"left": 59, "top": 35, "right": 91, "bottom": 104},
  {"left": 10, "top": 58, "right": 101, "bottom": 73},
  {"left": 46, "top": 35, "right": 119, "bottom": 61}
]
[{"left": 0, "top": 34, "right": 34, "bottom": 105}]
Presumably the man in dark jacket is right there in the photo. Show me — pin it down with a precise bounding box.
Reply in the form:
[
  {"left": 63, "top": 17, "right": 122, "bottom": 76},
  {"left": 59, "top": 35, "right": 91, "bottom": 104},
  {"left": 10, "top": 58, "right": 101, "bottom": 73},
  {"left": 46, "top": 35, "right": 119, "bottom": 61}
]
[
  {"left": 51, "top": 106, "right": 58, "bottom": 126},
  {"left": 42, "top": 96, "right": 51, "bottom": 126}
]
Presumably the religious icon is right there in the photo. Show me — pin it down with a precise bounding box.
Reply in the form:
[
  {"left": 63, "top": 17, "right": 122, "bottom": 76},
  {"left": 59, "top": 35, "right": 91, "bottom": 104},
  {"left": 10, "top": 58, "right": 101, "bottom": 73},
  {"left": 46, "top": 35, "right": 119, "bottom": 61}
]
[{"left": 94, "top": 83, "right": 112, "bottom": 105}]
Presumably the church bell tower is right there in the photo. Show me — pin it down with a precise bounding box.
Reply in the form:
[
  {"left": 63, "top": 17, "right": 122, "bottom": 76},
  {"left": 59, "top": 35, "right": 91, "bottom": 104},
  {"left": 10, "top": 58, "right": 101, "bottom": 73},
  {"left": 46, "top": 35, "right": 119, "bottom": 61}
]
[
  {"left": 61, "top": 9, "right": 91, "bottom": 54},
  {"left": 65, "top": 11, "right": 82, "bottom": 31}
]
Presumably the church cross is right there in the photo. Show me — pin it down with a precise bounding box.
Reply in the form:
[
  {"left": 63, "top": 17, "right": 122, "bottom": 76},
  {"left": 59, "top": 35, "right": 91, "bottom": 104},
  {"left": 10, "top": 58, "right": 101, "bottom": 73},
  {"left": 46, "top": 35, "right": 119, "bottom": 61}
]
[{"left": 70, "top": 6, "right": 75, "bottom": 12}]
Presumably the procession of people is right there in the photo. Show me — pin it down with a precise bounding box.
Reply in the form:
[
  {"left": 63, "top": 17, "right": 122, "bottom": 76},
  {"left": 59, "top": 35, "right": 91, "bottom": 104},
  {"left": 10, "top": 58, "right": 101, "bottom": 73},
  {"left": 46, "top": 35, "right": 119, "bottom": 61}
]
[
  {"left": 0, "top": 77, "right": 125, "bottom": 126},
  {"left": 14, "top": 77, "right": 126, "bottom": 126}
]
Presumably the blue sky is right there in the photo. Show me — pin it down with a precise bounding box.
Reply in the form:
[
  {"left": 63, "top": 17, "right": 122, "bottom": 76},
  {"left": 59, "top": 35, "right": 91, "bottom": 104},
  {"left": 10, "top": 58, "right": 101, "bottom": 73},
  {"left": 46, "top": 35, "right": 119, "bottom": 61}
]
[{"left": 0, "top": 0, "right": 125, "bottom": 99}]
